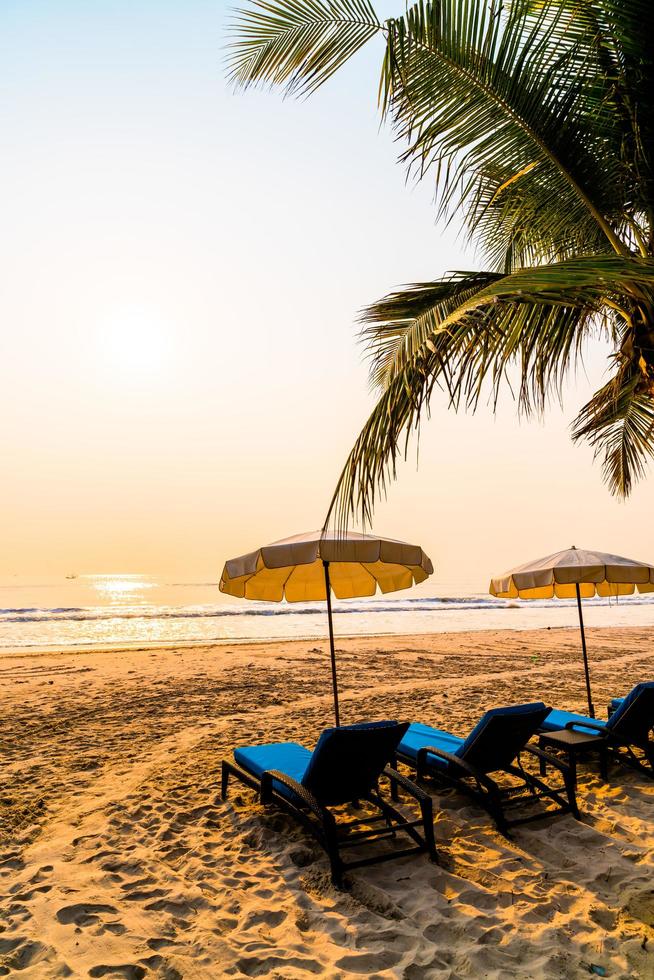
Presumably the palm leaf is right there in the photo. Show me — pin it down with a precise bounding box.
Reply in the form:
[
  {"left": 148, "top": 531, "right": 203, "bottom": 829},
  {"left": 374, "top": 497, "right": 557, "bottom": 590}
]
[
  {"left": 361, "top": 271, "right": 503, "bottom": 389},
  {"left": 515, "top": 0, "right": 654, "bottom": 247},
  {"left": 364, "top": 255, "right": 654, "bottom": 392},
  {"left": 326, "top": 255, "right": 654, "bottom": 524},
  {"left": 380, "top": 0, "right": 628, "bottom": 263},
  {"left": 572, "top": 371, "right": 654, "bottom": 496},
  {"left": 228, "top": 0, "right": 654, "bottom": 508},
  {"left": 227, "top": 0, "right": 381, "bottom": 95}
]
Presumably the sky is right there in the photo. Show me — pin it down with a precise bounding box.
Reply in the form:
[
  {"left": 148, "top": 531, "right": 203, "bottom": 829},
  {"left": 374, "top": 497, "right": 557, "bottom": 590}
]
[{"left": 1, "top": 0, "right": 653, "bottom": 592}]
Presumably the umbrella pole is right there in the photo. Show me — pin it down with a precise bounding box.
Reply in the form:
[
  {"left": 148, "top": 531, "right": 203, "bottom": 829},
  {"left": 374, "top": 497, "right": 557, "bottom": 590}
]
[
  {"left": 575, "top": 583, "right": 595, "bottom": 718},
  {"left": 323, "top": 560, "right": 340, "bottom": 727}
]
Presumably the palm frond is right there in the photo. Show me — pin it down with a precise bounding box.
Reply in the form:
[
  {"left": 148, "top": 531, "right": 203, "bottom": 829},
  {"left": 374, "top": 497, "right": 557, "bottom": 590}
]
[
  {"left": 361, "top": 271, "right": 503, "bottom": 389},
  {"left": 228, "top": 0, "right": 654, "bottom": 509},
  {"left": 327, "top": 300, "right": 597, "bottom": 527},
  {"left": 227, "top": 0, "right": 381, "bottom": 95},
  {"left": 514, "top": 0, "right": 654, "bottom": 245},
  {"left": 327, "top": 255, "right": 654, "bottom": 524},
  {"left": 572, "top": 370, "right": 654, "bottom": 496},
  {"left": 364, "top": 255, "right": 654, "bottom": 392},
  {"left": 380, "top": 0, "right": 628, "bottom": 262}
]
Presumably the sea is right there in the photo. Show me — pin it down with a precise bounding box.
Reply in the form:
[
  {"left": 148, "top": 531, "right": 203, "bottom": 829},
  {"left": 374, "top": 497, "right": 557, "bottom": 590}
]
[{"left": 1, "top": 574, "right": 654, "bottom": 652}]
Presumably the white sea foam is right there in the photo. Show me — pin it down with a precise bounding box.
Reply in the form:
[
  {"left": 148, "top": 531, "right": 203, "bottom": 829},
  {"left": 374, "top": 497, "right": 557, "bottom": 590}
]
[{"left": 1, "top": 576, "right": 654, "bottom": 651}]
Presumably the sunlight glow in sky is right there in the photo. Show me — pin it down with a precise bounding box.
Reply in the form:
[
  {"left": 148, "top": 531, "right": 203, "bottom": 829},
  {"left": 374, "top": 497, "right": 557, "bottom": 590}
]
[
  {"left": 96, "top": 307, "right": 173, "bottom": 380},
  {"left": 1, "top": 0, "right": 653, "bottom": 592}
]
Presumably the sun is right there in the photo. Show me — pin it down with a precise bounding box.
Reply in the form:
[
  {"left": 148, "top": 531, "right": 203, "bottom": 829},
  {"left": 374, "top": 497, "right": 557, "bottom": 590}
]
[{"left": 97, "top": 307, "right": 172, "bottom": 379}]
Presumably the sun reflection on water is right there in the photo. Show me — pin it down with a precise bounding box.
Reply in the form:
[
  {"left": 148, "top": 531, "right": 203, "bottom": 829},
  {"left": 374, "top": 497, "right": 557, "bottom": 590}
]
[{"left": 86, "top": 574, "right": 156, "bottom": 605}]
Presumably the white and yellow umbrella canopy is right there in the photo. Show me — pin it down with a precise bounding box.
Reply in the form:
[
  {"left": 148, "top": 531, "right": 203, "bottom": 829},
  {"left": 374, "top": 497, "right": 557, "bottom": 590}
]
[
  {"left": 490, "top": 547, "right": 654, "bottom": 600},
  {"left": 220, "top": 530, "right": 433, "bottom": 603},
  {"left": 490, "top": 546, "right": 654, "bottom": 718}
]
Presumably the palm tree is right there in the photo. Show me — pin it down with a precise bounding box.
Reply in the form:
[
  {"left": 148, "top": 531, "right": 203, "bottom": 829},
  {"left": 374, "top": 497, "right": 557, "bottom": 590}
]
[{"left": 229, "top": 0, "right": 654, "bottom": 525}]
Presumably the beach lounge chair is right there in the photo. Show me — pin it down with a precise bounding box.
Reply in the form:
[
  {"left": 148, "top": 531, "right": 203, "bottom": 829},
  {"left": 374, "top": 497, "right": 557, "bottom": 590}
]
[
  {"left": 221, "top": 720, "right": 438, "bottom": 887},
  {"left": 606, "top": 687, "right": 653, "bottom": 717},
  {"left": 608, "top": 697, "right": 623, "bottom": 717},
  {"left": 539, "top": 682, "right": 654, "bottom": 779},
  {"left": 395, "top": 703, "right": 579, "bottom": 835}
]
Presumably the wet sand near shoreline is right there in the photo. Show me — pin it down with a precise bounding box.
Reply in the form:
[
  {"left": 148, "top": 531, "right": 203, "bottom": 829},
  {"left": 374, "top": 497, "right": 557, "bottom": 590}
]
[{"left": 1, "top": 627, "right": 653, "bottom": 978}]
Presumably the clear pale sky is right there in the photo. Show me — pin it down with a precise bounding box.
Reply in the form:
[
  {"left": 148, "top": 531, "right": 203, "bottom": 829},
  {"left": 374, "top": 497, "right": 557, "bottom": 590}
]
[{"left": 2, "top": 0, "right": 653, "bottom": 590}]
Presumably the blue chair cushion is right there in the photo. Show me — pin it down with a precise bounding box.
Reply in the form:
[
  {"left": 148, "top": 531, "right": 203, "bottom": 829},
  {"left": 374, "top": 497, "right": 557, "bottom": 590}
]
[
  {"left": 234, "top": 721, "right": 408, "bottom": 808},
  {"left": 401, "top": 703, "right": 548, "bottom": 775},
  {"left": 606, "top": 682, "right": 654, "bottom": 730},
  {"left": 605, "top": 682, "right": 654, "bottom": 745},
  {"left": 234, "top": 741, "right": 312, "bottom": 802},
  {"left": 542, "top": 685, "right": 654, "bottom": 744},
  {"left": 610, "top": 697, "right": 624, "bottom": 711},
  {"left": 399, "top": 723, "right": 464, "bottom": 769},
  {"left": 456, "top": 702, "right": 548, "bottom": 772},
  {"left": 301, "top": 720, "right": 407, "bottom": 806},
  {"left": 540, "top": 709, "right": 607, "bottom": 735}
]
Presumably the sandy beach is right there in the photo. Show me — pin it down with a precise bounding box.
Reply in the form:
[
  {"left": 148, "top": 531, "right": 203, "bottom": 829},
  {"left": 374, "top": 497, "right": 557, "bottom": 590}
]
[{"left": 1, "top": 626, "right": 653, "bottom": 978}]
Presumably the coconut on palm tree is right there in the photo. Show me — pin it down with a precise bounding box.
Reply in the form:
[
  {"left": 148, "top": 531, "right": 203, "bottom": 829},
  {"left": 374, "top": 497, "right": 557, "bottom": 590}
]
[{"left": 229, "top": 0, "right": 654, "bottom": 524}]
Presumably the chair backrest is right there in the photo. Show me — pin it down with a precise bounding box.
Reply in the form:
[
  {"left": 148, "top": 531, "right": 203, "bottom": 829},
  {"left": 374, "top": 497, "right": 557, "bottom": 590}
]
[
  {"left": 301, "top": 720, "right": 409, "bottom": 806},
  {"left": 456, "top": 702, "right": 549, "bottom": 773},
  {"left": 606, "top": 682, "right": 654, "bottom": 746}
]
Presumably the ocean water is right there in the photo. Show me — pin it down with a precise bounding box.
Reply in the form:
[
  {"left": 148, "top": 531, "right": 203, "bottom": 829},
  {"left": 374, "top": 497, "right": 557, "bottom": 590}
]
[{"left": 2, "top": 574, "right": 654, "bottom": 652}]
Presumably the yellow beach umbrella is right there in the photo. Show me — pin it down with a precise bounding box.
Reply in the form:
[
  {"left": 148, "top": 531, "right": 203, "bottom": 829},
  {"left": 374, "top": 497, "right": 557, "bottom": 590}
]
[
  {"left": 490, "top": 546, "right": 654, "bottom": 717},
  {"left": 220, "top": 530, "right": 433, "bottom": 725}
]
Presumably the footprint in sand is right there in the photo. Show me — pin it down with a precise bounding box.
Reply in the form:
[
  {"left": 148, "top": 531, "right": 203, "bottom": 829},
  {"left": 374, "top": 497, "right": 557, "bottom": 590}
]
[
  {"left": 27, "top": 864, "right": 54, "bottom": 882},
  {"left": 123, "top": 888, "right": 166, "bottom": 903},
  {"left": 99, "top": 923, "right": 127, "bottom": 937},
  {"left": 403, "top": 957, "right": 452, "bottom": 979},
  {"left": 235, "top": 954, "right": 323, "bottom": 976},
  {"left": 242, "top": 909, "right": 286, "bottom": 930},
  {"left": 0, "top": 938, "right": 53, "bottom": 975},
  {"left": 138, "top": 953, "right": 184, "bottom": 978},
  {"left": 0, "top": 939, "right": 23, "bottom": 956},
  {"left": 0, "top": 853, "right": 24, "bottom": 875},
  {"left": 10, "top": 882, "right": 52, "bottom": 901},
  {"left": 56, "top": 903, "right": 119, "bottom": 927},
  {"left": 335, "top": 950, "right": 404, "bottom": 972},
  {"left": 623, "top": 889, "right": 654, "bottom": 929},
  {"left": 146, "top": 938, "right": 178, "bottom": 951},
  {"left": 144, "top": 898, "right": 195, "bottom": 919},
  {"left": 88, "top": 966, "right": 146, "bottom": 979}
]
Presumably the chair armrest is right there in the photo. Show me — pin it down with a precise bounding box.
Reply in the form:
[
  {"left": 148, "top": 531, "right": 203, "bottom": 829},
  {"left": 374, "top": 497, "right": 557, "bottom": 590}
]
[
  {"left": 415, "top": 745, "right": 499, "bottom": 796},
  {"left": 523, "top": 744, "right": 572, "bottom": 776},
  {"left": 260, "top": 769, "right": 330, "bottom": 824},
  {"left": 599, "top": 730, "right": 648, "bottom": 750},
  {"left": 417, "top": 745, "right": 475, "bottom": 777},
  {"left": 564, "top": 720, "right": 606, "bottom": 734},
  {"left": 383, "top": 766, "right": 431, "bottom": 804}
]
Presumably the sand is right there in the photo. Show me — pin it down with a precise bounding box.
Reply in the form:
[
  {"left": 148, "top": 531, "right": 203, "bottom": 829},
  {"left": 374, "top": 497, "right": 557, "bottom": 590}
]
[{"left": 1, "top": 626, "right": 654, "bottom": 979}]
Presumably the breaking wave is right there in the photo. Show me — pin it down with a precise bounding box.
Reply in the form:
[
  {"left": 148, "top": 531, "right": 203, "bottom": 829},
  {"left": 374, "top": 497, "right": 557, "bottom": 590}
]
[{"left": 2, "top": 592, "right": 654, "bottom": 626}]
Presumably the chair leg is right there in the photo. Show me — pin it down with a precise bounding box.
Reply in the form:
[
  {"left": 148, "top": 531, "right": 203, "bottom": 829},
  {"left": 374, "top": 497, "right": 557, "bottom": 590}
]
[
  {"left": 324, "top": 824, "right": 344, "bottom": 889},
  {"left": 330, "top": 862, "right": 344, "bottom": 889},
  {"left": 563, "top": 770, "right": 580, "bottom": 820},
  {"left": 489, "top": 791, "right": 510, "bottom": 837},
  {"left": 420, "top": 797, "right": 438, "bottom": 864},
  {"left": 382, "top": 807, "right": 396, "bottom": 837},
  {"left": 621, "top": 746, "right": 654, "bottom": 780},
  {"left": 567, "top": 750, "right": 577, "bottom": 788}
]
